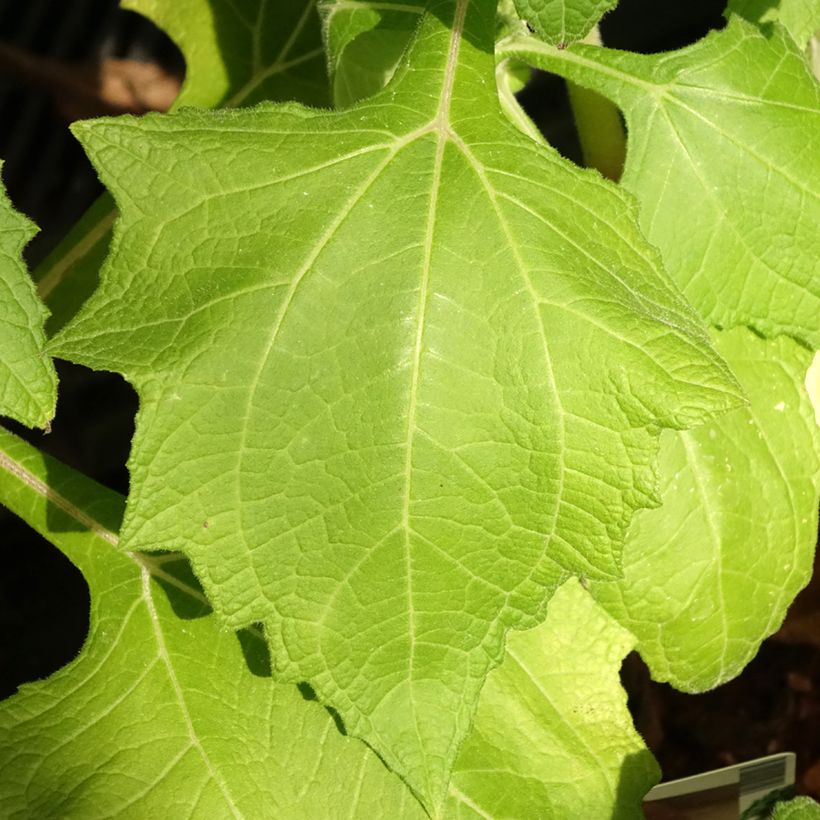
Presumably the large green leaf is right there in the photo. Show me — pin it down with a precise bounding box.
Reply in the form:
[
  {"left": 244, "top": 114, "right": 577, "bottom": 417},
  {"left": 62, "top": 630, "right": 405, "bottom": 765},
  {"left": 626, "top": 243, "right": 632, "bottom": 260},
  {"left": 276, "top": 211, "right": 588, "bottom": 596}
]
[
  {"left": 592, "top": 328, "right": 820, "bottom": 691},
  {"left": 124, "top": 0, "right": 330, "bottom": 108},
  {"left": 499, "top": 17, "right": 820, "bottom": 346},
  {"left": 0, "top": 166, "right": 56, "bottom": 428},
  {"left": 0, "top": 427, "right": 424, "bottom": 819},
  {"left": 51, "top": 0, "right": 740, "bottom": 807},
  {"left": 446, "top": 579, "right": 659, "bottom": 819},
  {"left": 512, "top": 0, "right": 617, "bottom": 46}
]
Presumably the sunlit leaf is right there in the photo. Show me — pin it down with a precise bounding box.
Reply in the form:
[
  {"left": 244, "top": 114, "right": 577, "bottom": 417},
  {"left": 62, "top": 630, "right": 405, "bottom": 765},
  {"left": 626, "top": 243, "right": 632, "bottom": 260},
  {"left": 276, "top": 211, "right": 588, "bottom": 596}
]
[{"left": 51, "top": 0, "right": 740, "bottom": 807}]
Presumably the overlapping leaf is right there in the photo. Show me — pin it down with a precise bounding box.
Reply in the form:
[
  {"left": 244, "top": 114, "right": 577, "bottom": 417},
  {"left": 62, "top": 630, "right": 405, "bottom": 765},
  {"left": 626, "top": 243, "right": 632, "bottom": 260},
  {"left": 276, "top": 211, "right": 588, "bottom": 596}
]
[
  {"left": 592, "top": 328, "right": 820, "bottom": 691},
  {"left": 512, "top": 0, "right": 617, "bottom": 45},
  {"left": 500, "top": 17, "right": 820, "bottom": 346},
  {"left": 124, "top": 0, "right": 329, "bottom": 108},
  {"left": 0, "top": 167, "right": 56, "bottom": 428},
  {"left": 320, "top": 0, "right": 531, "bottom": 111},
  {"left": 37, "top": 0, "right": 330, "bottom": 336},
  {"left": 51, "top": 0, "right": 740, "bottom": 808},
  {"left": 0, "top": 427, "right": 657, "bottom": 817},
  {"left": 446, "top": 579, "right": 658, "bottom": 819},
  {"left": 773, "top": 796, "right": 820, "bottom": 819},
  {"left": 0, "top": 428, "right": 424, "bottom": 819},
  {"left": 321, "top": 0, "right": 422, "bottom": 107}
]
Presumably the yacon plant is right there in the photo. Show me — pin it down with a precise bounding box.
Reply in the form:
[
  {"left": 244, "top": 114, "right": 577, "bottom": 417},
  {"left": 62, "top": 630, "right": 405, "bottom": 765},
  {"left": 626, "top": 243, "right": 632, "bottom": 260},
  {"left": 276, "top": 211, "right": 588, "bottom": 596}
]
[{"left": 0, "top": 0, "right": 818, "bottom": 816}]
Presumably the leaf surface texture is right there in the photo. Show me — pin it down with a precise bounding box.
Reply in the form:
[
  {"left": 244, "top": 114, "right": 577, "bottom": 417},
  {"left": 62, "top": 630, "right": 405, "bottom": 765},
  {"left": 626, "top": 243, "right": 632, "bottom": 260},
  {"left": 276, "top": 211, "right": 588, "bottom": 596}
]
[
  {"left": 593, "top": 328, "right": 820, "bottom": 691},
  {"left": 501, "top": 17, "right": 820, "bottom": 346},
  {"left": 446, "top": 579, "right": 658, "bottom": 819},
  {"left": 52, "top": 0, "right": 740, "bottom": 806}
]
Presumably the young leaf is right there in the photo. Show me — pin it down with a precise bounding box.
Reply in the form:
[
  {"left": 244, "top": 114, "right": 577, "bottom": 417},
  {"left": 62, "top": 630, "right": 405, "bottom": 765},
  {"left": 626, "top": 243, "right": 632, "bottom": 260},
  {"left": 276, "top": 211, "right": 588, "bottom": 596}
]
[
  {"left": 123, "top": 0, "right": 330, "bottom": 108},
  {"left": 499, "top": 17, "right": 820, "bottom": 346},
  {"left": 727, "top": 0, "right": 820, "bottom": 50},
  {"left": 512, "top": 0, "right": 617, "bottom": 46},
  {"left": 0, "top": 427, "right": 425, "bottom": 819},
  {"left": 321, "top": 0, "right": 423, "bottom": 108},
  {"left": 51, "top": 0, "right": 741, "bottom": 807},
  {"left": 592, "top": 328, "right": 820, "bottom": 691},
  {"left": 0, "top": 166, "right": 56, "bottom": 428},
  {"left": 447, "top": 579, "right": 659, "bottom": 819}
]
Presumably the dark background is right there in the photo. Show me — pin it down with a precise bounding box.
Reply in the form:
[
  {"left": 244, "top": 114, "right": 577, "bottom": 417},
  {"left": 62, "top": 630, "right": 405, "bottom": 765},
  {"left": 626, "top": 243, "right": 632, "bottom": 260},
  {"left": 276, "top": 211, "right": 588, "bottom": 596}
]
[{"left": 1, "top": 0, "right": 818, "bottom": 804}]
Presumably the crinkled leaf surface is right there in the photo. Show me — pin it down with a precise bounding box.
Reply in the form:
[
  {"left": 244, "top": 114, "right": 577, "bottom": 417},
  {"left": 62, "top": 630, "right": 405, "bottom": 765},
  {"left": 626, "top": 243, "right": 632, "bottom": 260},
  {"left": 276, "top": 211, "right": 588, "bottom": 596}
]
[
  {"left": 592, "top": 328, "right": 820, "bottom": 692},
  {"left": 500, "top": 17, "right": 820, "bottom": 346},
  {"left": 0, "top": 427, "right": 424, "bottom": 820},
  {"left": 51, "top": 0, "right": 741, "bottom": 807},
  {"left": 0, "top": 167, "right": 56, "bottom": 428},
  {"left": 512, "top": 0, "right": 617, "bottom": 45},
  {"left": 446, "top": 579, "right": 659, "bottom": 819},
  {"left": 124, "top": 0, "right": 329, "bottom": 108},
  {"left": 728, "top": 0, "right": 820, "bottom": 49},
  {"left": 773, "top": 796, "right": 820, "bottom": 820}
]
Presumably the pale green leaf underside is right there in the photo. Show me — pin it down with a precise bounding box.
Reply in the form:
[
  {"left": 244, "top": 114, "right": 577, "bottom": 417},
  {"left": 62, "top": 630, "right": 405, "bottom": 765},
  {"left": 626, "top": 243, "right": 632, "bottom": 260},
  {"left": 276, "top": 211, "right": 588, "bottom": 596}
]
[
  {"left": 123, "top": 0, "right": 330, "bottom": 109},
  {"left": 773, "top": 796, "right": 820, "bottom": 819},
  {"left": 593, "top": 328, "right": 820, "bottom": 692},
  {"left": 0, "top": 166, "right": 56, "bottom": 428},
  {"left": 52, "top": 0, "right": 740, "bottom": 807},
  {"left": 728, "top": 0, "right": 820, "bottom": 49},
  {"left": 0, "top": 428, "right": 424, "bottom": 820},
  {"left": 446, "top": 579, "right": 659, "bottom": 819},
  {"left": 500, "top": 17, "right": 820, "bottom": 347},
  {"left": 512, "top": 0, "right": 617, "bottom": 45}
]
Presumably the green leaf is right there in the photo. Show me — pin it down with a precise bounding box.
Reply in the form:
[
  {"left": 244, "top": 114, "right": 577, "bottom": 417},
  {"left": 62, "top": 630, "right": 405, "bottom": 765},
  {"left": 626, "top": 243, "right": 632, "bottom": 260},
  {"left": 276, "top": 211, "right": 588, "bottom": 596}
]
[
  {"left": 727, "top": 0, "right": 820, "bottom": 50},
  {"left": 0, "top": 166, "right": 56, "bottom": 428},
  {"left": 512, "top": 0, "right": 618, "bottom": 46},
  {"left": 499, "top": 17, "right": 820, "bottom": 346},
  {"left": 51, "top": 0, "right": 741, "bottom": 808},
  {"left": 320, "top": 0, "right": 533, "bottom": 111},
  {"left": 0, "top": 427, "right": 425, "bottom": 819},
  {"left": 124, "top": 0, "right": 330, "bottom": 108},
  {"left": 592, "top": 328, "right": 820, "bottom": 691},
  {"left": 447, "top": 579, "right": 659, "bottom": 819},
  {"left": 772, "top": 796, "right": 820, "bottom": 820}
]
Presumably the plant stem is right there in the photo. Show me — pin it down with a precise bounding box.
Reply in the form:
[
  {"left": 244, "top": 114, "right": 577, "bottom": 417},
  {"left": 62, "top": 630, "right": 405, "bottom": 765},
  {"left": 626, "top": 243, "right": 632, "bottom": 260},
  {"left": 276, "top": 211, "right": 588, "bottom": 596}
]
[{"left": 565, "top": 27, "right": 626, "bottom": 181}]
